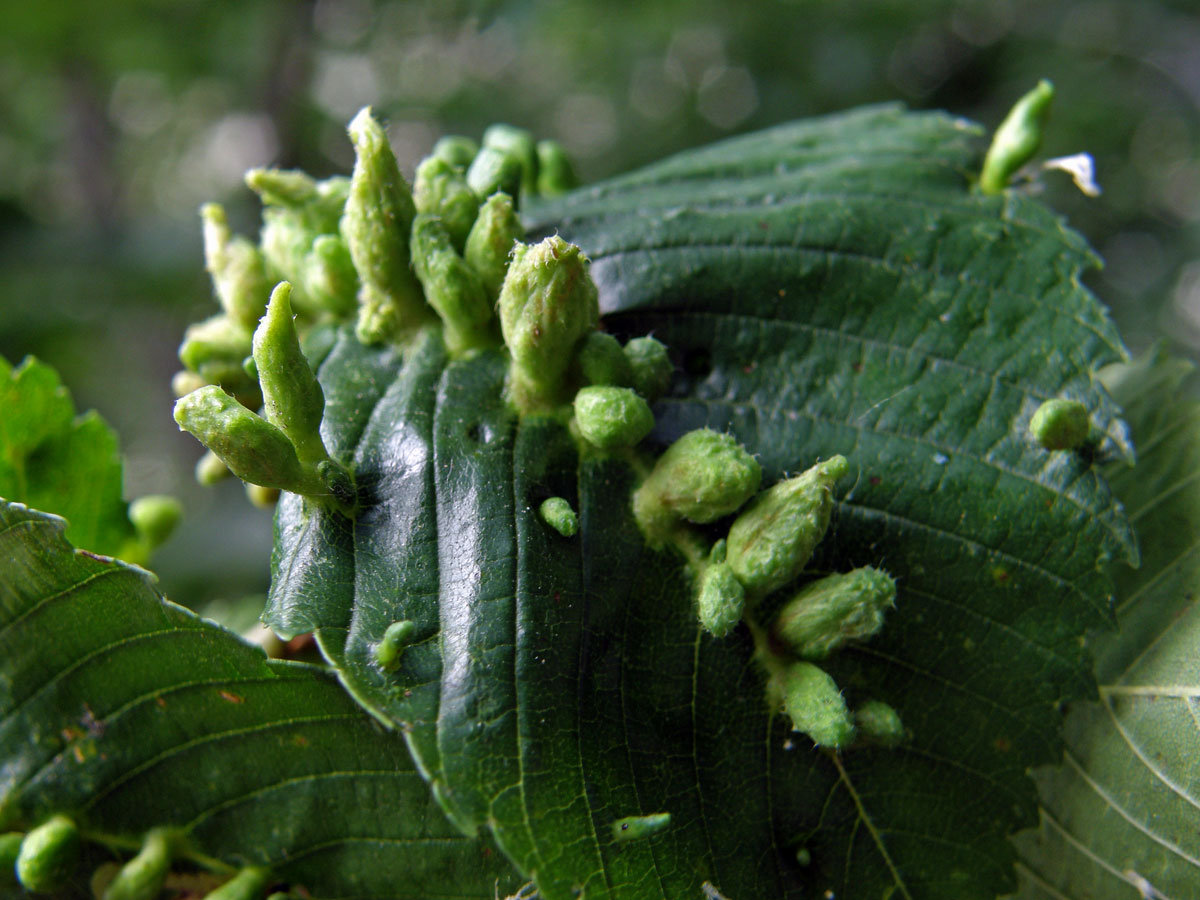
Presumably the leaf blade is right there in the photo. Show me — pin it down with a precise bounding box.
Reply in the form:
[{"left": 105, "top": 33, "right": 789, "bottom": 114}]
[{"left": 0, "top": 500, "right": 520, "bottom": 900}]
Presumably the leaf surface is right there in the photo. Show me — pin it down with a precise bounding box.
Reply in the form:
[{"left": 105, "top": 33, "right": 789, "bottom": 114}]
[
  {"left": 269, "top": 106, "right": 1135, "bottom": 899},
  {"left": 1009, "top": 348, "right": 1200, "bottom": 900},
  {"left": 0, "top": 500, "right": 520, "bottom": 899}
]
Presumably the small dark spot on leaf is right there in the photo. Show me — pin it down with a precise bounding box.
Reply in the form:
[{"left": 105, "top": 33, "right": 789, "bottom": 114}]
[
  {"left": 994, "top": 737, "right": 1012, "bottom": 752},
  {"left": 869, "top": 475, "right": 881, "bottom": 486}
]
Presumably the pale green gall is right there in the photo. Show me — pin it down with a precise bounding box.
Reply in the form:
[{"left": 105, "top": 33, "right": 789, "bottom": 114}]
[
  {"left": 771, "top": 566, "right": 896, "bottom": 660},
  {"left": 725, "top": 455, "right": 848, "bottom": 596},
  {"left": 574, "top": 386, "right": 654, "bottom": 450}
]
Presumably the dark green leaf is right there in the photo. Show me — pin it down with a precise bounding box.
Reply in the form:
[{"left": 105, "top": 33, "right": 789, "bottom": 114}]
[
  {"left": 1010, "top": 347, "right": 1200, "bottom": 899},
  {"left": 0, "top": 501, "right": 520, "bottom": 899},
  {"left": 0, "top": 356, "right": 134, "bottom": 558},
  {"left": 269, "top": 107, "right": 1134, "bottom": 899}
]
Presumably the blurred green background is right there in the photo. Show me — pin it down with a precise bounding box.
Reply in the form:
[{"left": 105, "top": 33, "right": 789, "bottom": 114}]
[{"left": 2, "top": 0, "right": 1198, "bottom": 611}]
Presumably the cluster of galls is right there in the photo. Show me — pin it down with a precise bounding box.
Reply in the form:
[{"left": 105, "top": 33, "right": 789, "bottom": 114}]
[
  {"left": 1, "top": 821, "right": 277, "bottom": 900},
  {"left": 629, "top": 431, "right": 900, "bottom": 750},
  {"left": 171, "top": 107, "right": 579, "bottom": 510},
  {"left": 172, "top": 107, "right": 900, "bottom": 754}
]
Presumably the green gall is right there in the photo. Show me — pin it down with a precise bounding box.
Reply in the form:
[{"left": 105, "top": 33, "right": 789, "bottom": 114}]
[
  {"left": 244, "top": 167, "right": 318, "bottom": 208},
  {"left": 463, "top": 192, "right": 523, "bottom": 300},
  {"left": 0, "top": 832, "right": 23, "bottom": 885},
  {"left": 726, "top": 455, "right": 848, "bottom": 596},
  {"left": 313, "top": 176, "right": 352, "bottom": 222},
  {"left": 202, "top": 866, "right": 272, "bottom": 900},
  {"left": 413, "top": 156, "right": 479, "bottom": 250},
  {"left": 128, "top": 495, "right": 182, "bottom": 550},
  {"left": 375, "top": 619, "right": 417, "bottom": 671},
  {"left": 171, "top": 370, "right": 208, "bottom": 398},
  {"left": 431, "top": 134, "right": 479, "bottom": 170},
  {"left": 90, "top": 863, "right": 121, "bottom": 900},
  {"left": 774, "top": 661, "right": 855, "bottom": 749},
  {"left": 246, "top": 169, "right": 349, "bottom": 221},
  {"left": 252, "top": 282, "right": 330, "bottom": 465},
  {"left": 304, "top": 234, "right": 359, "bottom": 318},
  {"left": 577, "top": 332, "right": 634, "bottom": 387},
  {"left": 179, "top": 314, "right": 253, "bottom": 383},
  {"left": 696, "top": 561, "right": 745, "bottom": 637},
  {"left": 483, "top": 124, "right": 538, "bottom": 196},
  {"left": 16, "top": 815, "right": 80, "bottom": 893},
  {"left": 410, "top": 214, "right": 495, "bottom": 356},
  {"left": 466, "top": 146, "right": 523, "bottom": 206},
  {"left": 174, "top": 386, "right": 322, "bottom": 496},
  {"left": 612, "top": 812, "right": 671, "bottom": 842},
  {"left": 195, "top": 449, "right": 231, "bottom": 485},
  {"left": 633, "top": 429, "right": 761, "bottom": 540},
  {"left": 772, "top": 566, "right": 897, "bottom": 660},
  {"left": 102, "top": 829, "right": 174, "bottom": 900},
  {"left": 499, "top": 236, "right": 600, "bottom": 412},
  {"left": 979, "top": 79, "right": 1055, "bottom": 195},
  {"left": 1029, "top": 398, "right": 1090, "bottom": 451},
  {"left": 246, "top": 483, "right": 281, "bottom": 509},
  {"left": 342, "top": 107, "right": 427, "bottom": 344},
  {"left": 257, "top": 207, "right": 313, "bottom": 297},
  {"left": 854, "top": 700, "right": 905, "bottom": 748},
  {"left": 624, "top": 336, "right": 673, "bottom": 402},
  {"left": 710, "top": 537, "right": 727, "bottom": 563},
  {"left": 536, "top": 140, "right": 579, "bottom": 196},
  {"left": 574, "top": 386, "right": 654, "bottom": 450},
  {"left": 355, "top": 291, "right": 405, "bottom": 346},
  {"left": 247, "top": 171, "right": 350, "bottom": 317},
  {"left": 539, "top": 496, "right": 579, "bottom": 537},
  {"left": 201, "top": 203, "right": 270, "bottom": 329},
  {"left": 795, "top": 847, "right": 812, "bottom": 866}
]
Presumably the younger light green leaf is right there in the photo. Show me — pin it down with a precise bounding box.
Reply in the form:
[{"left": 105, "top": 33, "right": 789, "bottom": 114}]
[
  {"left": 0, "top": 356, "right": 135, "bottom": 558},
  {"left": 0, "top": 501, "right": 520, "bottom": 900},
  {"left": 1009, "top": 347, "right": 1200, "bottom": 900}
]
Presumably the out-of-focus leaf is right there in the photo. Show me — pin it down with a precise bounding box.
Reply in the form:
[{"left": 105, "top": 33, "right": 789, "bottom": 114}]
[
  {"left": 0, "top": 500, "right": 520, "bottom": 899},
  {"left": 1010, "top": 347, "right": 1200, "bottom": 899},
  {"left": 0, "top": 356, "right": 134, "bottom": 557}
]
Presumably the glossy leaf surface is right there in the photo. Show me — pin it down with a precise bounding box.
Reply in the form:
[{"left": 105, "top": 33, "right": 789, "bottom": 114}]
[
  {"left": 268, "top": 106, "right": 1135, "bottom": 899},
  {"left": 0, "top": 501, "right": 519, "bottom": 899}
]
